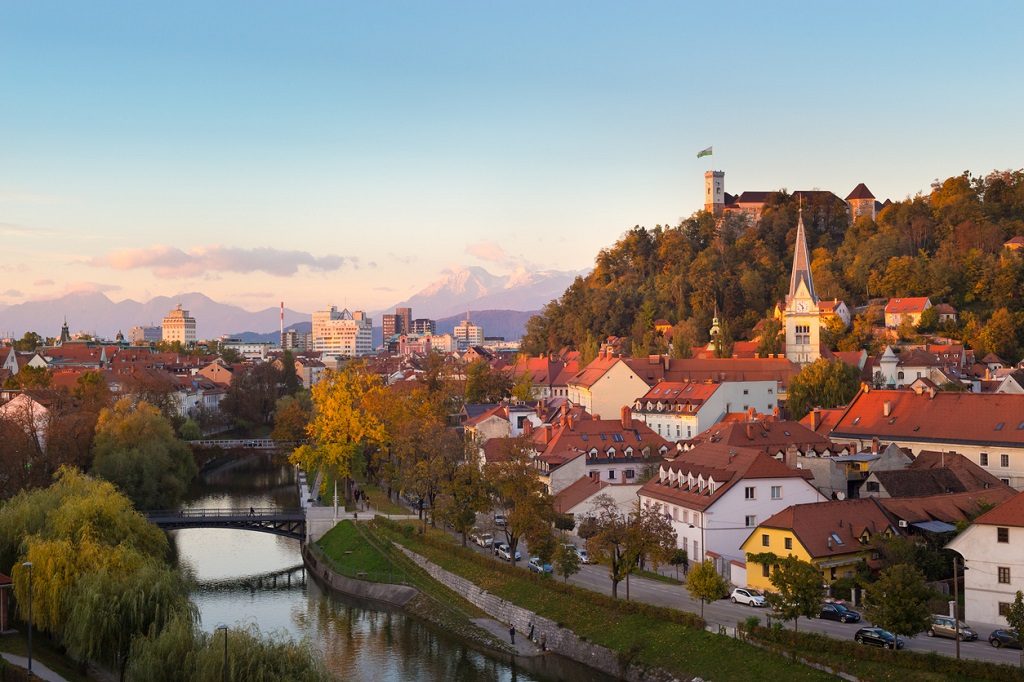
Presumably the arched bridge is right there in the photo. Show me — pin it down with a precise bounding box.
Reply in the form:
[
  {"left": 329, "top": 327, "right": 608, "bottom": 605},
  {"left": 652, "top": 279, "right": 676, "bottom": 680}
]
[
  {"left": 146, "top": 508, "right": 306, "bottom": 540},
  {"left": 189, "top": 438, "right": 304, "bottom": 450}
]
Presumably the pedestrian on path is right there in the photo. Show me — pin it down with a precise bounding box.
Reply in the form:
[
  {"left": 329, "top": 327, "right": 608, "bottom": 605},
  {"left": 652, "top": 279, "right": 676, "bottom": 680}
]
[
  {"left": 528, "top": 620, "right": 535, "bottom": 642},
  {"left": 509, "top": 623, "right": 516, "bottom": 645}
]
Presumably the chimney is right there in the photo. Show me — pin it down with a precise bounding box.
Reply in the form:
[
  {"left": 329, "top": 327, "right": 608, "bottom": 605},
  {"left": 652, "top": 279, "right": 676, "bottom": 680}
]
[
  {"left": 785, "top": 444, "right": 799, "bottom": 469},
  {"left": 523, "top": 420, "right": 534, "bottom": 437},
  {"left": 772, "top": 405, "right": 780, "bottom": 419},
  {"left": 745, "top": 422, "right": 754, "bottom": 440},
  {"left": 543, "top": 425, "right": 553, "bottom": 443},
  {"left": 567, "top": 413, "right": 575, "bottom": 430},
  {"left": 871, "top": 437, "right": 880, "bottom": 454},
  {"left": 883, "top": 401, "right": 892, "bottom": 417},
  {"left": 621, "top": 405, "right": 633, "bottom": 430},
  {"left": 747, "top": 406, "right": 756, "bottom": 422},
  {"left": 664, "top": 355, "right": 670, "bottom": 371},
  {"left": 927, "top": 386, "right": 936, "bottom": 399},
  {"left": 811, "top": 408, "right": 821, "bottom": 432}
]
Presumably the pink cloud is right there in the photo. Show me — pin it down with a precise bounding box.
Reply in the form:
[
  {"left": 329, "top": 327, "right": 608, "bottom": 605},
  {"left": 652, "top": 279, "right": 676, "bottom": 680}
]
[{"left": 89, "top": 245, "right": 355, "bottom": 278}]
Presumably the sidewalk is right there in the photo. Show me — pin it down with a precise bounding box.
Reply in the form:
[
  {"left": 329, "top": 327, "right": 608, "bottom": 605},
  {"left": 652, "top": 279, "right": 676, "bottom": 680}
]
[
  {"left": 0, "top": 653, "right": 69, "bottom": 682},
  {"left": 471, "top": 619, "right": 544, "bottom": 657}
]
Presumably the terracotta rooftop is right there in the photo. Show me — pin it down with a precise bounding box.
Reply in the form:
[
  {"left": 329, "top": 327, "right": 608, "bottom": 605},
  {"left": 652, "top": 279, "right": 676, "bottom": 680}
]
[
  {"left": 911, "top": 450, "right": 1007, "bottom": 492},
  {"left": 798, "top": 408, "right": 845, "bottom": 435},
  {"left": 845, "top": 183, "right": 876, "bottom": 200},
  {"left": 830, "top": 389, "right": 1024, "bottom": 447},
  {"left": 753, "top": 498, "right": 894, "bottom": 559},
  {"left": 688, "top": 419, "right": 832, "bottom": 453},
  {"left": 972, "top": 490, "right": 1024, "bottom": 528},
  {"left": 553, "top": 476, "right": 611, "bottom": 514},
  {"left": 884, "top": 297, "right": 931, "bottom": 314},
  {"left": 880, "top": 488, "right": 1016, "bottom": 525}
]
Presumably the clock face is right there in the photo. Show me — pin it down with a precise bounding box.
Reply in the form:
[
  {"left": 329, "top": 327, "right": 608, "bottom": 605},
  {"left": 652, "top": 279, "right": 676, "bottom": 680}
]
[{"left": 795, "top": 301, "right": 807, "bottom": 312}]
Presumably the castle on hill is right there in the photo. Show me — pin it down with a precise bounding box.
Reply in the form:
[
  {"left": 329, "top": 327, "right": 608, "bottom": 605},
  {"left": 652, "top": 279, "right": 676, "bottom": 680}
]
[{"left": 703, "top": 170, "right": 890, "bottom": 223}]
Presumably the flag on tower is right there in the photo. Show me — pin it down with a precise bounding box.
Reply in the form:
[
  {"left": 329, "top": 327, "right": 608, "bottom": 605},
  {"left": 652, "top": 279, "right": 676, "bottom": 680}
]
[{"left": 697, "top": 146, "right": 713, "bottom": 158}]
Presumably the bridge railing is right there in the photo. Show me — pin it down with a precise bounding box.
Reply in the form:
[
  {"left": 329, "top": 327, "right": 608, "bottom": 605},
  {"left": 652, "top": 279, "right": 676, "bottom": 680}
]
[
  {"left": 189, "top": 438, "right": 306, "bottom": 449},
  {"left": 145, "top": 507, "right": 305, "bottom": 519}
]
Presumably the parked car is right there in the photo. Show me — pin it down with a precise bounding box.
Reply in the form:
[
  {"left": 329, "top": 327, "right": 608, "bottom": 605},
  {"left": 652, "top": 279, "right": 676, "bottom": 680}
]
[
  {"left": 469, "top": 529, "right": 493, "bottom": 548},
  {"left": 818, "top": 602, "right": 861, "bottom": 623},
  {"left": 528, "top": 557, "right": 553, "bottom": 574},
  {"left": 494, "top": 514, "right": 508, "bottom": 527},
  {"left": 927, "top": 614, "right": 978, "bottom": 641},
  {"left": 564, "top": 544, "right": 591, "bottom": 564},
  {"left": 854, "top": 627, "right": 904, "bottom": 649},
  {"left": 494, "top": 543, "right": 521, "bottom": 562},
  {"left": 730, "top": 588, "right": 766, "bottom": 607},
  {"left": 989, "top": 629, "right": 1022, "bottom": 649}
]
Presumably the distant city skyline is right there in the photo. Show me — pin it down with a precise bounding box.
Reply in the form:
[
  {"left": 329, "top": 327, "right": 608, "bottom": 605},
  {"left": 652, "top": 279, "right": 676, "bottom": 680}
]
[{"left": 2, "top": 2, "right": 1022, "bottom": 312}]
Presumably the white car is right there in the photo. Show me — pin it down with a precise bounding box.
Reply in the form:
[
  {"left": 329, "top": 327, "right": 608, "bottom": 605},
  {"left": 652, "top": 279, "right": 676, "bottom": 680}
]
[
  {"left": 564, "top": 544, "right": 591, "bottom": 564},
  {"left": 731, "top": 588, "right": 767, "bottom": 607},
  {"left": 469, "top": 530, "right": 493, "bottom": 548},
  {"left": 494, "top": 542, "right": 521, "bottom": 562}
]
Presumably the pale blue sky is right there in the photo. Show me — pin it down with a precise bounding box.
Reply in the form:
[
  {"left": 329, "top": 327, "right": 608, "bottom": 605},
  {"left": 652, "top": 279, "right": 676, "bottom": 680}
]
[{"left": 2, "top": 2, "right": 1022, "bottom": 312}]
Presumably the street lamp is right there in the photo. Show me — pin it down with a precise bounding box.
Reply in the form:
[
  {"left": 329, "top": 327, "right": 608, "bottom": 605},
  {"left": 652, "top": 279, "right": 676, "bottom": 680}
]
[
  {"left": 952, "top": 555, "right": 968, "bottom": 660},
  {"left": 21, "top": 561, "right": 33, "bottom": 678},
  {"left": 216, "top": 624, "right": 228, "bottom": 682}
]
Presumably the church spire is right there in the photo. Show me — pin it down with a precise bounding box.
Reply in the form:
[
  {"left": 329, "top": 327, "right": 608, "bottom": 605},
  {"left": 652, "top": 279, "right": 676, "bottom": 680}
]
[{"left": 786, "top": 205, "right": 817, "bottom": 305}]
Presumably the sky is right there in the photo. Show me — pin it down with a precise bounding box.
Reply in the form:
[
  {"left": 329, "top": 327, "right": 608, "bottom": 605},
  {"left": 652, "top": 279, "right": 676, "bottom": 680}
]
[{"left": 2, "top": 2, "right": 1023, "bottom": 314}]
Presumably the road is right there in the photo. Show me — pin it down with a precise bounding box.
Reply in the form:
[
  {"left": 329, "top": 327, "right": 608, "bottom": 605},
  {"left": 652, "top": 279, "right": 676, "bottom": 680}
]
[{"left": 462, "top": 527, "right": 1023, "bottom": 667}]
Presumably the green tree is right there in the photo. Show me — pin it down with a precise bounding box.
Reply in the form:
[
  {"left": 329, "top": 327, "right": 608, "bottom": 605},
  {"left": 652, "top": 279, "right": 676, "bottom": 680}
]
[
  {"left": 553, "top": 542, "right": 581, "bottom": 583},
  {"left": 863, "top": 564, "right": 933, "bottom": 639},
  {"left": 3, "top": 364, "right": 51, "bottom": 389},
  {"left": 686, "top": 560, "right": 727, "bottom": 618},
  {"left": 464, "top": 359, "right": 512, "bottom": 404},
  {"left": 916, "top": 306, "right": 939, "bottom": 332},
  {"left": 221, "top": 362, "right": 283, "bottom": 427},
  {"left": 584, "top": 495, "right": 676, "bottom": 599},
  {"left": 271, "top": 391, "right": 312, "bottom": 441},
  {"left": 755, "top": 318, "right": 784, "bottom": 357},
  {"left": 279, "top": 349, "right": 302, "bottom": 396},
  {"left": 485, "top": 439, "right": 552, "bottom": 567},
  {"left": 436, "top": 458, "right": 491, "bottom": 545},
  {"left": 764, "top": 556, "right": 823, "bottom": 632},
  {"left": 669, "top": 548, "right": 689, "bottom": 580},
  {"left": 1003, "top": 590, "right": 1024, "bottom": 667},
  {"left": 13, "top": 331, "right": 43, "bottom": 351},
  {"left": 511, "top": 371, "right": 534, "bottom": 401},
  {"left": 976, "top": 307, "right": 1020, "bottom": 362},
  {"left": 91, "top": 399, "right": 197, "bottom": 509},
  {"left": 786, "top": 359, "right": 860, "bottom": 420},
  {"left": 178, "top": 418, "right": 202, "bottom": 441}
]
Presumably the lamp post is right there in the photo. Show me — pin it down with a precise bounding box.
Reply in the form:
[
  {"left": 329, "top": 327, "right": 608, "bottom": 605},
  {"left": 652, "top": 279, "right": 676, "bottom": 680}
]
[
  {"left": 21, "top": 561, "right": 33, "bottom": 677},
  {"left": 216, "top": 624, "right": 228, "bottom": 682},
  {"left": 953, "top": 555, "right": 964, "bottom": 660}
]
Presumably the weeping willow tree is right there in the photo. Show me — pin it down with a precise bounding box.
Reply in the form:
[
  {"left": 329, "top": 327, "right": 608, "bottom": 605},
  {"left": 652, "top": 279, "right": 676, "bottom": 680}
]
[{"left": 127, "top": 618, "right": 330, "bottom": 682}]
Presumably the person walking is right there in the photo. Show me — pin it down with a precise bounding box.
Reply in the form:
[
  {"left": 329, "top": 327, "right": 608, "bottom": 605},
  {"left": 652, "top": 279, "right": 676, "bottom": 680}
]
[
  {"left": 528, "top": 621, "right": 535, "bottom": 642},
  {"left": 509, "top": 623, "right": 516, "bottom": 645}
]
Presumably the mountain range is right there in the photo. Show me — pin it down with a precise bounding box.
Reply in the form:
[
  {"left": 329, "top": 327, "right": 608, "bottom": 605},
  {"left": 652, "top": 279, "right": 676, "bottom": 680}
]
[
  {"left": 0, "top": 265, "right": 572, "bottom": 341},
  {"left": 378, "top": 266, "right": 584, "bottom": 320}
]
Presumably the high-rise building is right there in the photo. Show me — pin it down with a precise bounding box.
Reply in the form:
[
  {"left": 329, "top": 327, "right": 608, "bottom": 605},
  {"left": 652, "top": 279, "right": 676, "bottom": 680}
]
[
  {"left": 281, "top": 329, "right": 311, "bottom": 351},
  {"left": 382, "top": 314, "right": 400, "bottom": 340},
  {"left": 312, "top": 306, "right": 373, "bottom": 357},
  {"left": 454, "top": 318, "right": 484, "bottom": 348},
  {"left": 411, "top": 318, "right": 436, "bottom": 335},
  {"left": 162, "top": 304, "right": 197, "bottom": 345},
  {"left": 396, "top": 307, "right": 412, "bottom": 336},
  {"left": 129, "top": 325, "right": 162, "bottom": 344}
]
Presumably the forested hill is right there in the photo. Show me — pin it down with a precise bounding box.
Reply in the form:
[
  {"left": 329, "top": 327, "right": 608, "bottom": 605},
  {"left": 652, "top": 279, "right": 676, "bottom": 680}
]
[{"left": 522, "top": 170, "right": 1024, "bottom": 362}]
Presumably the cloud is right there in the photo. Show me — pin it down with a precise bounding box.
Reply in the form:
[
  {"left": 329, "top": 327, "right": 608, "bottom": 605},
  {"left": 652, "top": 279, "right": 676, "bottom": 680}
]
[
  {"left": 465, "top": 240, "right": 508, "bottom": 263},
  {"left": 373, "top": 286, "right": 396, "bottom": 292},
  {"left": 65, "top": 281, "right": 123, "bottom": 294},
  {"left": 235, "top": 291, "right": 273, "bottom": 298},
  {"left": 33, "top": 279, "right": 54, "bottom": 287},
  {"left": 88, "top": 245, "right": 355, "bottom": 278},
  {"left": 2, "top": 289, "right": 24, "bottom": 297}
]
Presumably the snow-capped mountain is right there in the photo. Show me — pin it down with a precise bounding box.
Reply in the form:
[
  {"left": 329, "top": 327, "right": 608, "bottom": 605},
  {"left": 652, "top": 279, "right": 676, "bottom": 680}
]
[{"left": 383, "top": 266, "right": 585, "bottom": 319}]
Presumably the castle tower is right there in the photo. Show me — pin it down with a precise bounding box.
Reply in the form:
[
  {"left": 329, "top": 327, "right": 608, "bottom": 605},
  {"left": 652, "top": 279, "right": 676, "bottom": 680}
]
[
  {"left": 846, "top": 183, "right": 876, "bottom": 223},
  {"left": 704, "top": 170, "right": 725, "bottom": 216},
  {"left": 784, "top": 209, "right": 821, "bottom": 365},
  {"left": 59, "top": 318, "right": 71, "bottom": 345}
]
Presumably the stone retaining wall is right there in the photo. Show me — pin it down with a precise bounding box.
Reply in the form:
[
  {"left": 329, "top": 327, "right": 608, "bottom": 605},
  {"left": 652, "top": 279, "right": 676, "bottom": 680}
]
[
  {"left": 395, "top": 544, "right": 683, "bottom": 682},
  {"left": 302, "top": 544, "right": 419, "bottom": 607}
]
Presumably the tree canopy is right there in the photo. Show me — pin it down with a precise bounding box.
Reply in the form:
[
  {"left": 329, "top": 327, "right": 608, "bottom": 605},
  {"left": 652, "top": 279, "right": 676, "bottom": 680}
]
[{"left": 785, "top": 359, "right": 861, "bottom": 420}]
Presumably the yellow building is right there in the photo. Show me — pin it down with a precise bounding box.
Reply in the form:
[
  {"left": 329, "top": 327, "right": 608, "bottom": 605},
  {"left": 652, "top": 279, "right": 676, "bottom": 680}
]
[{"left": 740, "top": 498, "right": 895, "bottom": 591}]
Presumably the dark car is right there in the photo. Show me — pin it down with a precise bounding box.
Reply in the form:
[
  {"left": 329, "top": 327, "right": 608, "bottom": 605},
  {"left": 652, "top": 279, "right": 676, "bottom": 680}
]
[
  {"left": 989, "top": 629, "right": 1022, "bottom": 649},
  {"left": 855, "top": 627, "right": 904, "bottom": 649},
  {"left": 819, "top": 603, "right": 861, "bottom": 623}
]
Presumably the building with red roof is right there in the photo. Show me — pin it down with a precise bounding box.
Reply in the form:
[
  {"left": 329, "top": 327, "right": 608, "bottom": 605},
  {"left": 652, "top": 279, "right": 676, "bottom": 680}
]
[
  {"left": 883, "top": 297, "right": 932, "bottom": 328},
  {"left": 639, "top": 441, "right": 823, "bottom": 569},
  {"left": 631, "top": 379, "right": 779, "bottom": 443},
  {"left": 947, "top": 489, "right": 1024, "bottom": 626}
]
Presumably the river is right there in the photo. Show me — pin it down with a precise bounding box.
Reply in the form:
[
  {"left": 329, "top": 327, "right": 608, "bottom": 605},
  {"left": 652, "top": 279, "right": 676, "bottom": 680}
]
[{"left": 171, "top": 452, "right": 611, "bottom": 682}]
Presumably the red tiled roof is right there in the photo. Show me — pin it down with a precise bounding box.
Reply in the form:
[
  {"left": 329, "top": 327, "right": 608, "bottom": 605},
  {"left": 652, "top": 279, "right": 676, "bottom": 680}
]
[
  {"left": 831, "top": 389, "right": 1024, "bottom": 447},
  {"left": 1004, "top": 236, "right": 1024, "bottom": 246},
  {"left": 798, "top": 408, "right": 845, "bottom": 435},
  {"left": 636, "top": 381, "right": 720, "bottom": 406},
  {"left": 640, "top": 442, "right": 813, "bottom": 511},
  {"left": 884, "top": 297, "right": 931, "bottom": 314},
  {"left": 688, "top": 419, "right": 832, "bottom": 453},
  {"left": 535, "top": 417, "right": 669, "bottom": 468},
  {"left": 910, "top": 451, "right": 1007, "bottom": 492},
  {"left": 932, "top": 303, "right": 957, "bottom": 315},
  {"left": 553, "top": 476, "right": 611, "bottom": 514},
  {"left": 755, "top": 498, "right": 893, "bottom": 559},
  {"left": 972, "top": 490, "right": 1024, "bottom": 528},
  {"left": 880, "top": 488, "right": 1016, "bottom": 525}
]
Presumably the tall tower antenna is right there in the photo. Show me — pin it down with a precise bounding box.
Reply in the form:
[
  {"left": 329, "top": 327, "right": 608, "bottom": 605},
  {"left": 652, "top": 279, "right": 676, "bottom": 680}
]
[{"left": 280, "top": 301, "right": 284, "bottom": 338}]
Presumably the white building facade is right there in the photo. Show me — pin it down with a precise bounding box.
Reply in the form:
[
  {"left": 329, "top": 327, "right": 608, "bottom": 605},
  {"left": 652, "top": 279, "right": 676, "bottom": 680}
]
[
  {"left": 162, "top": 304, "right": 197, "bottom": 345},
  {"left": 312, "top": 306, "right": 373, "bottom": 357}
]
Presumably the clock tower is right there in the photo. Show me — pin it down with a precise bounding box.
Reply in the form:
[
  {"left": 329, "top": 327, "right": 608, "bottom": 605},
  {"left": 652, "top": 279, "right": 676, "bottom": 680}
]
[{"left": 784, "top": 209, "right": 821, "bottom": 364}]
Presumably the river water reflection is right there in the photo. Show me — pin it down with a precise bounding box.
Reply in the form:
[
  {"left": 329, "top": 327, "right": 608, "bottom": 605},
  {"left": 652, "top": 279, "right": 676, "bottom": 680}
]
[{"left": 172, "top": 453, "right": 612, "bottom": 682}]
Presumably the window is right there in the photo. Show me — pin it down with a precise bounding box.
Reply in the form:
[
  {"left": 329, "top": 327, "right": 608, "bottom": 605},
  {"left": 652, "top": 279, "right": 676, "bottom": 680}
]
[
  {"left": 1000, "top": 602, "right": 1013, "bottom": 617},
  {"left": 762, "top": 564, "right": 770, "bottom": 577},
  {"left": 981, "top": 453, "right": 989, "bottom": 466},
  {"left": 607, "top": 470, "right": 616, "bottom": 480},
  {"left": 693, "top": 539, "right": 699, "bottom": 559},
  {"left": 784, "top": 537, "right": 793, "bottom": 550},
  {"left": 683, "top": 510, "right": 689, "bottom": 524},
  {"left": 771, "top": 485, "right": 782, "bottom": 500},
  {"left": 743, "top": 389, "right": 749, "bottom": 395},
  {"left": 998, "top": 527, "right": 1009, "bottom": 543},
  {"left": 1002, "top": 478, "right": 1011, "bottom": 486},
  {"left": 745, "top": 486, "right": 756, "bottom": 500},
  {"left": 745, "top": 515, "right": 757, "bottom": 527},
  {"left": 795, "top": 324, "right": 810, "bottom": 345},
  {"left": 1001, "top": 454, "right": 1010, "bottom": 468},
  {"left": 761, "top": 534, "right": 770, "bottom": 547},
  {"left": 865, "top": 481, "right": 880, "bottom": 493},
  {"left": 999, "top": 567, "right": 1011, "bottom": 584},
  {"left": 625, "top": 469, "right": 635, "bottom": 479}
]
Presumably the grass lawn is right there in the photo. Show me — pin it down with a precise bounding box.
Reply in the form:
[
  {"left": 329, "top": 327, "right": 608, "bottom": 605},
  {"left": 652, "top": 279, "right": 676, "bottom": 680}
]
[
  {"left": 317, "top": 520, "right": 409, "bottom": 583},
  {"left": 373, "top": 519, "right": 834, "bottom": 682},
  {"left": 0, "top": 630, "right": 92, "bottom": 682},
  {"left": 360, "top": 484, "right": 407, "bottom": 515}
]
